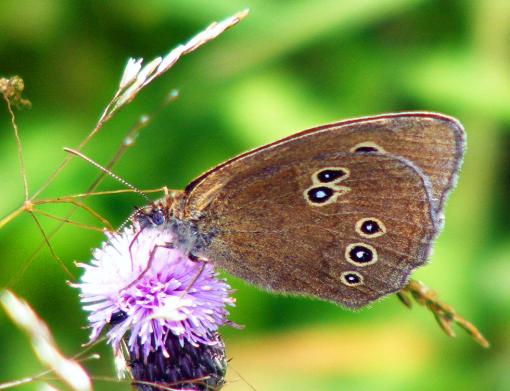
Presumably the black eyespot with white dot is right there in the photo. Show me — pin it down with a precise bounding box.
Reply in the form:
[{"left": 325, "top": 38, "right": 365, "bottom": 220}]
[
  {"left": 349, "top": 245, "right": 373, "bottom": 263},
  {"left": 345, "top": 243, "right": 378, "bottom": 266},
  {"left": 341, "top": 271, "right": 364, "bottom": 287},
  {"left": 360, "top": 220, "right": 381, "bottom": 235},
  {"left": 344, "top": 273, "right": 361, "bottom": 285},
  {"left": 307, "top": 186, "right": 334, "bottom": 203},
  {"left": 356, "top": 217, "right": 386, "bottom": 238},
  {"left": 317, "top": 169, "right": 347, "bottom": 183}
]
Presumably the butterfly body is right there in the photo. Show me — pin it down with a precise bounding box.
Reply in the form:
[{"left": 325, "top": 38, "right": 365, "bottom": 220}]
[{"left": 154, "top": 112, "right": 464, "bottom": 309}]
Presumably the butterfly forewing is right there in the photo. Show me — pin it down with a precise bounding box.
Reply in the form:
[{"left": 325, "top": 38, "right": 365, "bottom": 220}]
[{"left": 185, "top": 113, "right": 464, "bottom": 221}]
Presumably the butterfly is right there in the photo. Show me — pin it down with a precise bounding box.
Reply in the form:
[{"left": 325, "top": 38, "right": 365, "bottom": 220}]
[{"left": 138, "top": 112, "right": 464, "bottom": 309}]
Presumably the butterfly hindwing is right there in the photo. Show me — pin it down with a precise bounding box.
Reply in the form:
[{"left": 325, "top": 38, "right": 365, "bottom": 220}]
[{"left": 184, "top": 152, "right": 436, "bottom": 308}]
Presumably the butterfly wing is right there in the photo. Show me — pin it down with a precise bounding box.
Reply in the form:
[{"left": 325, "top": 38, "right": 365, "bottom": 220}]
[
  {"left": 180, "top": 151, "right": 437, "bottom": 309},
  {"left": 186, "top": 112, "right": 465, "bottom": 221}
]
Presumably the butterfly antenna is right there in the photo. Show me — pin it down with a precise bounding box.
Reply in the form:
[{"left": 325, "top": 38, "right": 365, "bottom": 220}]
[
  {"left": 64, "top": 147, "right": 151, "bottom": 203},
  {"left": 118, "top": 210, "right": 137, "bottom": 231}
]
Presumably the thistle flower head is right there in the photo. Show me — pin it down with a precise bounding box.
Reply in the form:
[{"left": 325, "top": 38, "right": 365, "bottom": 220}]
[
  {"left": 129, "top": 332, "right": 227, "bottom": 391},
  {"left": 74, "top": 224, "right": 235, "bottom": 360}
]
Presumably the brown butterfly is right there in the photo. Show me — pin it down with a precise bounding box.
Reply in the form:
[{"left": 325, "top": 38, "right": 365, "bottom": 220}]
[{"left": 141, "top": 112, "right": 465, "bottom": 309}]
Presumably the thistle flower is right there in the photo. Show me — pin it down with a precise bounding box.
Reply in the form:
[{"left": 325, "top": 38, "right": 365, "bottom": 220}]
[{"left": 74, "top": 223, "right": 235, "bottom": 388}]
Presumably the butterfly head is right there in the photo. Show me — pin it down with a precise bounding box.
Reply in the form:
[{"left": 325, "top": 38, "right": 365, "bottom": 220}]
[
  {"left": 134, "top": 200, "right": 169, "bottom": 228},
  {"left": 132, "top": 189, "right": 184, "bottom": 229}
]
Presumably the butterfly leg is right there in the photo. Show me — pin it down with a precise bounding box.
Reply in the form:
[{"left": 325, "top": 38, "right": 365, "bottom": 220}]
[
  {"left": 398, "top": 279, "right": 489, "bottom": 348},
  {"left": 179, "top": 255, "right": 209, "bottom": 299},
  {"left": 179, "top": 255, "right": 247, "bottom": 330},
  {"left": 121, "top": 241, "right": 174, "bottom": 292},
  {"left": 127, "top": 226, "right": 146, "bottom": 271}
]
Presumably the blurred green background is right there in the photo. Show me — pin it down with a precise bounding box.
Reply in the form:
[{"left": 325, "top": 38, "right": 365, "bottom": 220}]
[{"left": 1, "top": 0, "right": 509, "bottom": 390}]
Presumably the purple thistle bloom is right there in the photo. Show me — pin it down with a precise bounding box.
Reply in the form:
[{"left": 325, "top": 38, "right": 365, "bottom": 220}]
[{"left": 74, "top": 223, "right": 235, "bottom": 361}]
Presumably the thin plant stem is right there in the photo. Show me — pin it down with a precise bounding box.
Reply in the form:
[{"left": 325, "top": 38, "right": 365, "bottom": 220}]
[
  {"left": 131, "top": 377, "right": 211, "bottom": 391},
  {"left": 31, "top": 209, "right": 106, "bottom": 233},
  {"left": 2, "top": 93, "right": 29, "bottom": 201},
  {"left": 28, "top": 212, "right": 74, "bottom": 279},
  {"left": 228, "top": 365, "right": 257, "bottom": 391},
  {"left": 34, "top": 198, "right": 114, "bottom": 230},
  {"left": 0, "top": 351, "right": 101, "bottom": 390},
  {"left": 0, "top": 206, "right": 25, "bottom": 230},
  {"left": 0, "top": 372, "right": 50, "bottom": 390}
]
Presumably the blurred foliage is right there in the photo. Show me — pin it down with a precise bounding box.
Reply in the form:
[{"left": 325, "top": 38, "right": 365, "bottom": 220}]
[{"left": 0, "top": 0, "right": 509, "bottom": 390}]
